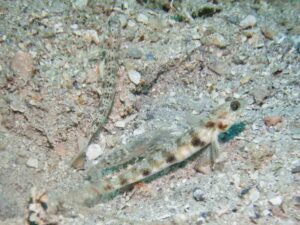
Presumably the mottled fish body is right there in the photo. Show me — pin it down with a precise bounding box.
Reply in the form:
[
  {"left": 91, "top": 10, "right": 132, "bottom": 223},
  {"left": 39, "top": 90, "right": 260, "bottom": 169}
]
[{"left": 53, "top": 99, "right": 244, "bottom": 207}]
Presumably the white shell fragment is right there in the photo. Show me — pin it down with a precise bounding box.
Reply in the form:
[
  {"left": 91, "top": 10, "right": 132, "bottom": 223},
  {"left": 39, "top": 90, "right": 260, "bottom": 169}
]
[
  {"left": 26, "top": 158, "right": 39, "bottom": 168},
  {"left": 128, "top": 70, "right": 141, "bottom": 85},
  {"left": 86, "top": 144, "right": 103, "bottom": 160},
  {"left": 248, "top": 188, "right": 260, "bottom": 202},
  {"left": 269, "top": 196, "right": 283, "bottom": 206}
]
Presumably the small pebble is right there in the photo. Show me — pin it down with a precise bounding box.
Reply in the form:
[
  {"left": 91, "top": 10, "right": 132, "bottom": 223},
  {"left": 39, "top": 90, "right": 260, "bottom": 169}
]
[
  {"left": 11, "top": 51, "right": 34, "bottom": 78},
  {"left": 249, "top": 204, "right": 261, "bottom": 221},
  {"left": 121, "top": 2, "right": 128, "bottom": 10},
  {"left": 72, "top": 0, "right": 88, "bottom": 9},
  {"left": 146, "top": 52, "right": 156, "bottom": 60},
  {"left": 53, "top": 23, "right": 63, "bottom": 34},
  {"left": 127, "top": 20, "right": 136, "bottom": 28},
  {"left": 262, "top": 209, "right": 272, "bottom": 217},
  {"left": 248, "top": 188, "right": 260, "bottom": 202},
  {"left": 270, "top": 205, "right": 286, "bottom": 218},
  {"left": 0, "top": 132, "right": 8, "bottom": 151},
  {"left": 194, "top": 164, "right": 211, "bottom": 174},
  {"left": 137, "top": 14, "right": 149, "bottom": 24},
  {"left": 26, "top": 158, "right": 39, "bottom": 169},
  {"left": 292, "top": 135, "right": 300, "bottom": 140},
  {"left": 251, "top": 86, "right": 270, "bottom": 105},
  {"left": 243, "top": 28, "right": 259, "bottom": 38},
  {"left": 240, "top": 75, "right": 252, "bottom": 84},
  {"left": 207, "top": 60, "right": 229, "bottom": 76},
  {"left": 70, "top": 24, "right": 78, "bottom": 29},
  {"left": 239, "top": 15, "right": 257, "bottom": 29},
  {"left": 264, "top": 116, "right": 283, "bottom": 127},
  {"left": 85, "top": 64, "right": 101, "bottom": 84},
  {"left": 291, "top": 165, "right": 300, "bottom": 174},
  {"left": 294, "top": 196, "right": 300, "bottom": 206},
  {"left": 269, "top": 196, "right": 283, "bottom": 206},
  {"left": 128, "top": 70, "right": 141, "bottom": 85},
  {"left": 232, "top": 174, "right": 241, "bottom": 188},
  {"left": 261, "top": 25, "right": 278, "bottom": 40},
  {"left": 193, "top": 188, "right": 205, "bottom": 201},
  {"left": 174, "top": 213, "right": 188, "bottom": 224},
  {"left": 209, "top": 33, "right": 228, "bottom": 48},
  {"left": 82, "top": 30, "right": 100, "bottom": 44},
  {"left": 249, "top": 144, "right": 273, "bottom": 169},
  {"left": 86, "top": 144, "right": 103, "bottom": 160},
  {"left": 119, "top": 15, "right": 128, "bottom": 28},
  {"left": 71, "top": 153, "right": 85, "bottom": 170},
  {"left": 215, "top": 152, "right": 228, "bottom": 164},
  {"left": 199, "top": 211, "right": 210, "bottom": 219},
  {"left": 115, "top": 120, "right": 126, "bottom": 128},
  {"left": 127, "top": 47, "right": 143, "bottom": 59},
  {"left": 54, "top": 143, "right": 68, "bottom": 157}
]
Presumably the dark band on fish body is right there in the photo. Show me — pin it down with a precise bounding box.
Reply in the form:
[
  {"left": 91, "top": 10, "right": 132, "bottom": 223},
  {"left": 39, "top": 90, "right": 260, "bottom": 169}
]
[
  {"left": 142, "top": 168, "right": 151, "bottom": 176},
  {"left": 217, "top": 122, "right": 228, "bottom": 131},
  {"left": 205, "top": 121, "right": 215, "bottom": 128},
  {"left": 191, "top": 136, "right": 206, "bottom": 147},
  {"left": 90, "top": 186, "right": 102, "bottom": 196},
  {"left": 119, "top": 176, "right": 128, "bottom": 185},
  {"left": 166, "top": 154, "right": 177, "bottom": 163},
  {"left": 104, "top": 183, "right": 113, "bottom": 191}
]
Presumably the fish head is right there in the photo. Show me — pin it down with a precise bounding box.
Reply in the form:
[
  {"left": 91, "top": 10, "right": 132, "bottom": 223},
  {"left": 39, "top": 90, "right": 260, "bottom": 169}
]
[{"left": 208, "top": 98, "right": 245, "bottom": 132}]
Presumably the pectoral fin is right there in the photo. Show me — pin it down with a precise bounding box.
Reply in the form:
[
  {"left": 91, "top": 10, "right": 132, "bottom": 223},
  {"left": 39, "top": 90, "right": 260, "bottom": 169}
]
[{"left": 210, "top": 136, "right": 220, "bottom": 167}]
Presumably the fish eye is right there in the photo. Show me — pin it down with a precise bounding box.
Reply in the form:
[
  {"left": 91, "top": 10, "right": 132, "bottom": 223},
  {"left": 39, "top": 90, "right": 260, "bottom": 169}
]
[{"left": 230, "top": 101, "right": 240, "bottom": 111}]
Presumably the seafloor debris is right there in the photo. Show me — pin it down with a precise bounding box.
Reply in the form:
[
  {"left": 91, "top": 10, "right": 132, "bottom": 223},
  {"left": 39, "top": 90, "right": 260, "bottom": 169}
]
[{"left": 26, "top": 188, "right": 58, "bottom": 225}]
